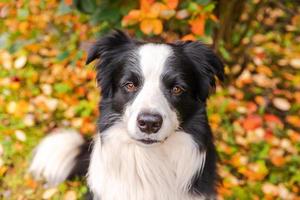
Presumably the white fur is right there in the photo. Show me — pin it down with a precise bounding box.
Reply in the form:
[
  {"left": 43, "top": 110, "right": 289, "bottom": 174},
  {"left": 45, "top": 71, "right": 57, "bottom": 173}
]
[
  {"left": 125, "top": 44, "right": 179, "bottom": 142},
  {"left": 29, "top": 129, "right": 84, "bottom": 187},
  {"left": 88, "top": 124, "right": 206, "bottom": 200}
]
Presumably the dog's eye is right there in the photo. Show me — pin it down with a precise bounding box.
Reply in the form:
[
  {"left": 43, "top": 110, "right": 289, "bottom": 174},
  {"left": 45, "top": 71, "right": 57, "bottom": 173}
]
[
  {"left": 124, "top": 82, "right": 137, "bottom": 92},
  {"left": 171, "top": 86, "right": 184, "bottom": 96}
]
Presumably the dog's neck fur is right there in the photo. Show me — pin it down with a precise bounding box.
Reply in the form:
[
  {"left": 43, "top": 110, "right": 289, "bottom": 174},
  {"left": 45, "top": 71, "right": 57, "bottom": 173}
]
[{"left": 88, "top": 123, "right": 207, "bottom": 200}]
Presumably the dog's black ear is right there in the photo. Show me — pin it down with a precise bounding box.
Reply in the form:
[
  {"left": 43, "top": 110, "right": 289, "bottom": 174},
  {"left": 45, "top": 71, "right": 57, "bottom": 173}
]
[
  {"left": 85, "top": 30, "right": 133, "bottom": 65},
  {"left": 86, "top": 30, "right": 134, "bottom": 98},
  {"left": 177, "top": 41, "right": 225, "bottom": 101}
]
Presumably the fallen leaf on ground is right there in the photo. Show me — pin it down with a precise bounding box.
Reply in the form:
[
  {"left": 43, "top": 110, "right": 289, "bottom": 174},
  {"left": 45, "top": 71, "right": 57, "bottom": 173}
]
[{"left": 272, "top": 97, "right": 291, "bottom": 111}]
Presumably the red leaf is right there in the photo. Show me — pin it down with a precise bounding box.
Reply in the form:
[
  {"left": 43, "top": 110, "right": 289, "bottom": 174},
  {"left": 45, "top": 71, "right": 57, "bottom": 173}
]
[
  {"left": 264, "top": 114, "right": 282, "bottom": 124},
  {"left": 242, "top": 115, "right": 262, "bottom": 131}
]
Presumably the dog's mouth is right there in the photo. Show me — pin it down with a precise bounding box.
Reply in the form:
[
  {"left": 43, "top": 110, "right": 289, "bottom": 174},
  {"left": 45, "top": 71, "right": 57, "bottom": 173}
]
[{"left": 137, "top": 139, "right": 160, "bottom": 145}]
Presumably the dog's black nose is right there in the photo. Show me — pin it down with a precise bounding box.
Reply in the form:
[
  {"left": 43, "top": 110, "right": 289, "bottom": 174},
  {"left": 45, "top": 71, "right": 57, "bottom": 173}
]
[{"left": 137, "top": 113, "right": 163, "bottom": 134}]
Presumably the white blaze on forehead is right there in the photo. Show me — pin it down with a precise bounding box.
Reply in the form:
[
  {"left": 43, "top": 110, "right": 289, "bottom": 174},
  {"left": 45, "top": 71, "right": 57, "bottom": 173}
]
[
  {"left": 138, "top": 44, "right": 172, "bottom": 82},
  {"left": 123, "top": 43, "right": 178, "bottom": 141}
]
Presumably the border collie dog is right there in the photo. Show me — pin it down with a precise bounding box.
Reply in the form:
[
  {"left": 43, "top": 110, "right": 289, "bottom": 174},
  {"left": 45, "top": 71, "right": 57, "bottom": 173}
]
[{"left": 29, "top": 30, "right": 224, "bottom": 200}]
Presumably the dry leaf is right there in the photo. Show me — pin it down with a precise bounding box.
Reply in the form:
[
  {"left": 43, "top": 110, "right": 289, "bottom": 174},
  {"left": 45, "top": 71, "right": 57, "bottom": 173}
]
[
  {"left": 64, "top": 190, "right": 77, "bottom": 200},
  {"left": 290, "top": 58, "right": 300, "bottom": 69},
  {"left": 14, "top": 55, "right": 27, "bottom": 69},
  {"left": 272, "top": 97, "right": 291, "bottom": 111},
  {"left": 42, "top": 188, "right": 57, "bottom": 199},
  {"left": 15, "top": 130, "right": 26, "bottom": 142},
  {"left": 176, "top": 9, "right": 189, "bottom": 19}
]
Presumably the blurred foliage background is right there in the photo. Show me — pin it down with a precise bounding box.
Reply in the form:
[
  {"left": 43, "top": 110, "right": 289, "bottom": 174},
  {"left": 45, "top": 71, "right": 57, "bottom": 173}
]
[{"left": 0, "top": 0, "right": 300, "bottom": 199}]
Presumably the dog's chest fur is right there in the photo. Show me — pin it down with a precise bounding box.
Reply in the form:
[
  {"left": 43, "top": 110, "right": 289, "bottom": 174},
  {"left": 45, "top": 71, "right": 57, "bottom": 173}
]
[{"left": 88, "top": 124, "right": 206, "bottom": 200}]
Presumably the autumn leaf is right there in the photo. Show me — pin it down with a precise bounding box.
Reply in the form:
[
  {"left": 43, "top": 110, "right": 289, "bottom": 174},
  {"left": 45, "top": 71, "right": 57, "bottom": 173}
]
[
  {"left": 190, "top": 14, "right": 206, "bottom": 36},
  {"left": 272, "top": 97, "right": 291, "bottom": 111},
  {"left": 148, "top": 2, "right": 167, "bottom": 18},
  {"left": 140, "top": 18, "right": 163, "bottom": 35},
  {"left": 264, "top": 114, "right": 283, "bottom": 128},
  {"left": 164, "top": 0, "right": 179, "bottom": 9},
  {"left": 242, "top": 115, "right": 262, "bottom": 131},
  {"left": 181, "top": 34, "right": 196, "bottom": 41},
  {"left": 270, "top": 155, "right": 286, "bottom": 167},
  {"left": 122, "top": 10, "right": 141, "bottom": 26},
  {"left": 286, "top": 115, "right": 300, "bottom": 128},
  {"left": 140, "top": 0, "right": 155, "bottom": 12},
  {"left": 64, "top": 0, "right": 73, "bottom": 6}
]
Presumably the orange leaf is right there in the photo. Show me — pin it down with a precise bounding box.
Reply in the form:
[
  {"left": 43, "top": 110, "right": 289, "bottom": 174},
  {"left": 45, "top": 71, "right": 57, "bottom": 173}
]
[
  {"left": 286, "top": 115, "right": 300, "bottom": 128},
  {"left": 152, "top": 19, "right": 163, "bottom": 35},
  {"left": 64, "top": 0, "right": 72, "bottom": 5},
  {"left": 140, "top": 19, "right": 153, "bottom": 35},
  {"left": 242, "top": 115, "right": 262, "bottom": 131},
  {"left": 140, "top": 0, "right": 155, "bottom": 12},
  {"left": 140, "top": 19, "right": 163, "bottom": 35},
  {"left": 148, "top": 2, "right": 167, "bottom": 18},
  {"left": 190, "top": 14, "right": 206, "bottom": 36},
  {"left": 246, "top": 102, "right": 257, "bottom": 114},
  {"left": 209, "top": 14, "right": 218, "bottom": 22},
  {"left": 264, "top": 114, "right": 283, "bottom": 127},
  {"left": 122, "top": 10, "right": 141, "bottom": 26},
  {"left": 270, "top": 156, "right": 286, "bottom": 167},
  {"left": 181, "top": 34, "right": 196, "bottom": 41},
  {"left": 288, "top": 130, "right": 300, "bottom": 142},
  {"left": 164, "top": 0, "right": 179, "bottom": 9}
]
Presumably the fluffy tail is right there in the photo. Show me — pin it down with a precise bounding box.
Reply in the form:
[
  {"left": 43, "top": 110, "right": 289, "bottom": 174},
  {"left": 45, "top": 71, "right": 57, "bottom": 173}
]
[{"left": 29, "top": 129, "right": 91, "bottom": 187}]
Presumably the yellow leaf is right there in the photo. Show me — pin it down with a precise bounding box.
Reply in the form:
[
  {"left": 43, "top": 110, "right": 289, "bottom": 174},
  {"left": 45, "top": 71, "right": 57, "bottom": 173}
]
[
  {"left": 140, "top": 19, "right": 153, "bottom": 35},
  {"left": 152, "top": 19, "right": 163, "bottom": 35},
  {"left": 140, "top": 19, "right": 163, "bottom": 35}
]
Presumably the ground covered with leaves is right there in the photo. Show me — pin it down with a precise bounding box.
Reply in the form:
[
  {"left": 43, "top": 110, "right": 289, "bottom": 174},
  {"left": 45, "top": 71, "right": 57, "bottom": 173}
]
[{"left": 0, "top": 1, "right": 300, "bottom": 200}]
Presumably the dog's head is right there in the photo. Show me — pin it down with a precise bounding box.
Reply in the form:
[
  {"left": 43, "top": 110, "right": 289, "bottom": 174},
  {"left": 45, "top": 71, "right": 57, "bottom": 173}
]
[{"left": 86, "top": 30, "right": 224, "bottom": 146}]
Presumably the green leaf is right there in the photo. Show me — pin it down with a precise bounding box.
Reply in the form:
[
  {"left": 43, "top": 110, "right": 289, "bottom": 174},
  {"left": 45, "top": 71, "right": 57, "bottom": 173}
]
[
  {"left": 17, "top": 8, "right": 29, "bottom": 20},
  {"left": 54, "top": 83, "right": 71, "bottom": 93},
  {"left": 187, "top": 2, "right": 199, "bottom": 13},
  {"left": 219, "top": 46, "right": 231, "bottom": 61},
  {"left": 203, "top": 3, "right": 215, "bottom": 12},
  {"left": 56, "top": 51, "right": 70, "bottom": 61},
  {"left": 74, "top": 100, "right": 93, "bottom": 117},
  {"left": 195, "top": 0, "right": 211, "bottom": 5}
]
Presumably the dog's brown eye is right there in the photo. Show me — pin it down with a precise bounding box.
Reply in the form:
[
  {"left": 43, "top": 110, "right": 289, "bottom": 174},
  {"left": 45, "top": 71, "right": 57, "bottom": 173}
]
[
  {"left": 171, "top": 86, "right": 184, "bottom": 95},
  {"left": 124, "top": 82, "right": 137, "bottom": 92}
]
